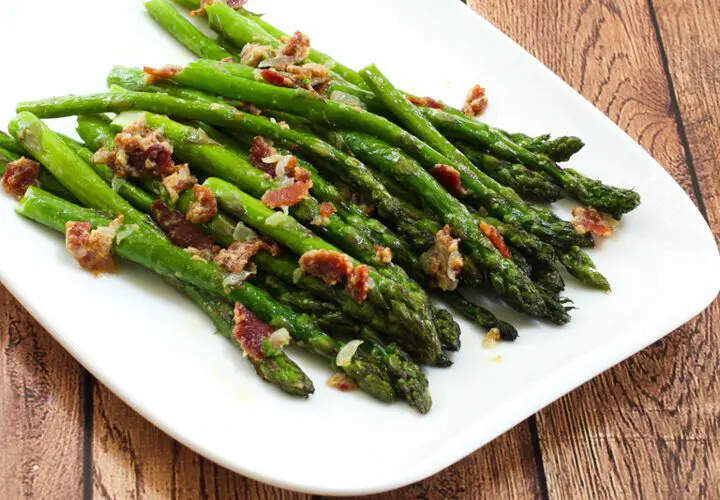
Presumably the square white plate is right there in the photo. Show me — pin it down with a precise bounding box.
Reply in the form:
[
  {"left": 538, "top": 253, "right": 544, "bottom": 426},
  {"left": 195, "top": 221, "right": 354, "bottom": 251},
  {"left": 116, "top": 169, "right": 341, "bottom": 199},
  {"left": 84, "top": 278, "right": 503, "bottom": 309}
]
[{"left": 1, "top": 0, "right": 718, "bottom": 495}]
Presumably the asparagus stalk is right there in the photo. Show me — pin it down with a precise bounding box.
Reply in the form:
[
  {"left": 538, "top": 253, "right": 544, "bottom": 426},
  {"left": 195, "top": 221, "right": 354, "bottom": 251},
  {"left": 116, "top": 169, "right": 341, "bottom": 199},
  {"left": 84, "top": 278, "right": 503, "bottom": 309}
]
[
  {"left": 18, "top": 186, "right": 393, "bottom": 401},
  {"left": 503, "top": 132, "right": 585, "bottom": 163},
  {"left": 145, "top": 0, "right": 233, "bottom": 61},
  {"left": 169, "top": 279, "right": 315, "bottom": 396},
  {"left": 420, "top": 107, "right": 641, "bottom": 218},
  {"left": 254, "top": 273, "right": 432, "bottom": 413},
  {"left": 10, "top": 114, "right": 394, "bottom": 401},
  {"left": 0, "top": 145, "right": 76, "bottom": 201},
  {"left": 203, "top": 176, "right": 443, "bottom": 363},
  {"left": 456, "top": 142, "right": 562, "bottom": 203},
  {"left": 0, "top": 131, "right": 25, "bottom": 155},
  {"left": 324, "top": 129, "right": 566, "bottom": 322}
]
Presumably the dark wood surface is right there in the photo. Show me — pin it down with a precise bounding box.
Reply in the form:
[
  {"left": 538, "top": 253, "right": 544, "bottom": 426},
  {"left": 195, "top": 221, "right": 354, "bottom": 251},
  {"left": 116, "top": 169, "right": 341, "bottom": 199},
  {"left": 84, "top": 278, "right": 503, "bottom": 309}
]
[{"left": 2, "top": 1, "right": 718, "bottom": 498}]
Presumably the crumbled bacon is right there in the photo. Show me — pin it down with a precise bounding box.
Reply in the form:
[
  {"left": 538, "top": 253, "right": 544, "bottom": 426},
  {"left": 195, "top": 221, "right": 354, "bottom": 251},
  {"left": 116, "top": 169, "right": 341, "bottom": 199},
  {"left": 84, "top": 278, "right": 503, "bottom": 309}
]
[
  {"left": 571, "top": 207, "right": 617, "bottom": 238},
  {"left": 320, "top": 202, "right": 336, "bottom": 218},
  {"left": 479, "top": 221, "right": 512, "bottom": 259},
  {"left": 143, "top": 65, "right": 182, "bottom": 84},
  {"left": 150, "top": 200, "right": 216, "bottom": 250},
  {"left": 299, "top": 250, "right": 354, "bottom": 286},
  {"left": 431, "top": 164, "right": 468, "bottom": 197},
  {"left": 249, "top": 136, "right": 278, "bottom": 173},
  {"left": 233, "top": 303, "right": 273, "bottom": 361},
  {"left": 463, "top": 84, "right": 488, "bottom": 117},
  {"left": 213, "top": 239, "right": 265, "bottom": 274},
  {"left": 261, "top": 174, "right": 313, "bottom": 209},
  {"left": 1, "top": 157, "right": 40, "bottom": 198},
  {"left": 346, "top": 265, "right": 371, "bottom": 303},
  {"left": 280, "top": 31, "right": 311, "bottom": 62},
  {"left": 186, "top": 184, "right": 217, "bottom": 224},
  {"left": 327, "top": 372, "right": 357, "bottom": 392},
  {"left": 375, "top": 245, "right": 393, "bottom": 264},
  {"left": 407, "top": 95, "right": 445, "bottom": 110},
  {"left": 162, "top": 164, "right": 197, "bottom": 202},
  {"left": 420, "top": 225, "right": 464, "bottom": 291},
  {"left": 64, "top": 216, "right": 123, "bottom": 275},
  {"left": 94, "top": 119, "right": 175, "bottom": 179},
  {"left": 260, "top": 69, "right": 295, "bottom": 88}
]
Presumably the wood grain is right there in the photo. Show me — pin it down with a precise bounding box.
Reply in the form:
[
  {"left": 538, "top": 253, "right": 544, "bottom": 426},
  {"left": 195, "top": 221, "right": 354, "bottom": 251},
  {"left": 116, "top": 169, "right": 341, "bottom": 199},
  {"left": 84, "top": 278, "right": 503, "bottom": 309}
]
[
  {"left": 2, "top": 1, "right": 719, "bottom": 499},
  {"left": 0, "top": 286, "right": 85, "bottom": 499},
  {"left": 471, "top": 0, "right": 720, "bottom": 498}
]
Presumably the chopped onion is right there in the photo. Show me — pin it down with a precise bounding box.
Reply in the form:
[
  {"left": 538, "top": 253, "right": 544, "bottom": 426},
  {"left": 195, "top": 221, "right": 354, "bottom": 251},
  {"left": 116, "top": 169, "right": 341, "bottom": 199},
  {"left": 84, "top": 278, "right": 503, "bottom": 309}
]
[
  {"left": 111, "top": 176, "right": 125, "bottom": 192},
  {"left": 329, "top": 90, "right": 366, "bottom": 109},
  {"left": 186, "top": 128, "right": 216, "bottom": 145},
  {"left": 280, "top": 205, "right": 289, "bottom": 215},
  {"left": 366, "top": 276, "right": 376, "bottom": 290},
  {"left": 336, "top": 340, "right": 363, "bottom": 367},
  {"left": 222, "top": 270, "right": 254, "bottom": 293},
  {"left": 232, "top": 221, "right": 256, "bottom": 241},
  {"left": 268, "top": 328, "right": 291, "bottom": 349},
  {"left": 275, "top": 156, "right": 293, "bottom": 181},
  {"left": 262, "top": 154, "right": 284, "bottom": 164},
  {"left": 266, "top": 211, "right": 287, "bottom": 226},
  {"left": 292, "top": 267, "right": 304, "bottom": 284},
  {"left": 258, "top": 55, "right": 295, "bottom": 69},
  {"left": 115, "top": 223, "right": 139, "bottom": 243}
]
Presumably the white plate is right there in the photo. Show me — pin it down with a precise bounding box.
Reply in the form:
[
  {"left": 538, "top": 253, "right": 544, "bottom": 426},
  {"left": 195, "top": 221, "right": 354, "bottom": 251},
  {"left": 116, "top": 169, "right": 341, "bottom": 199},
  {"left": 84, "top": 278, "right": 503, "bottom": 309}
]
[{"left": 1, "top": 0, "right": 718, "bottom": 495}]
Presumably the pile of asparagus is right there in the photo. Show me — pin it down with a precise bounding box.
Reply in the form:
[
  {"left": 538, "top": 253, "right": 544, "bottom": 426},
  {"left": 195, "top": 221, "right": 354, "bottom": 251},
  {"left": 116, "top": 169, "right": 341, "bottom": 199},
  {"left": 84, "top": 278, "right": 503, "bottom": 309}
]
[{"left": 0, "top": 0, "right": 640, "bottom": 414}]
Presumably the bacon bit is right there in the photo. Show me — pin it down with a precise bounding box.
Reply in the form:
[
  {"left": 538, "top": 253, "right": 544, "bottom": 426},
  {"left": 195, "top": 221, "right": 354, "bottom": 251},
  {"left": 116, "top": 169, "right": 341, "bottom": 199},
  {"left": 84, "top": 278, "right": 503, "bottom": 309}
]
[
  {"left": 1, "top": 157, "right": 40, "bottom": 198},
  {"left": 233, "top": 303, "right": 273, "bottom": 361},
  {"left": 407, "top": 95, "right": 445, "bottom": 110},
  {"left": 571, "top": 207, "right": 617, "bottom": 237},
  {"left": 64, "top": 216, "right": 123, "bottom": 275},
  {"left": 213, "top": 239, "right": 265, "bottom": 274},
  {"left": 280, "top": 31, "right": 311, "bottom": 62},
  {"left": 327, "top": 372, "right": 357, "bottom": 392},
  {"left": 261, "top": 176, "right": 313, "bottom": 209},
  {"left": 189, "top": 0, "right": 247, "bottom": 16},
  {"left": 431, "top": 164, "right": 468, "bottom": 197},
  {"left": 150, "top": 200, "right": 216, "bottom": 251},
  {"left": 320, "top": 202, "right": 336, "bottom": 218},
  {"left": 420, "top": 225, "right": 464, "bottom": 291},
  {"left": 479, "top": 221, "right": 512, "bottom": 259},
  {"left": 482, "top": 328, "right": 502, "bottom": 349},
  {"left": 237, "top": 102, "right": 263, "bottom": 115},
  {"left": 463, "top": 84, "right": 488, "bottom": 117},
  {"left": 143, "top": 65, "right": 182, "bottom": 84},
  {"left": 260, "top": 69, "right": 295, "bottom": 88},
  {"left": 162, "top": 164, "right": 197, "bottom": 202},
  {"left": 94, "top": 119, "right": 175, "bottom": 179},
  {"left": 375, "top": 245, "right": 393, "bottom": 265},
  {"left": 186, "top": 184, "right": 217, "bottom": 224},
  {"left": 346, "top": 265, "right": 371, "bottom": 303},
  {"left": 299, "top": 249, "right": 354, "bottom": 286},
  {"left": 249, "top": 136, "right": 277, "bottom": 173}
]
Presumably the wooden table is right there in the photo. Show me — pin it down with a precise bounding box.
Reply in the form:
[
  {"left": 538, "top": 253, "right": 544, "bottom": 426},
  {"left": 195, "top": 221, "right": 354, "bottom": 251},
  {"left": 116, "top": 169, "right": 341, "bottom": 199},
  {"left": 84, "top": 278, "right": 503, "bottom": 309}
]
[{"left": 2, "top": 1, "right": 718, "bottom": 498}]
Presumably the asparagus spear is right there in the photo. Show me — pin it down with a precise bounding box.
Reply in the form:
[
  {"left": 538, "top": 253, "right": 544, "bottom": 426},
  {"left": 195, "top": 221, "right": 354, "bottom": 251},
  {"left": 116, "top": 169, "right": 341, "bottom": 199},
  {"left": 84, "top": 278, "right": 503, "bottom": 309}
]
[
  {"left": 0, "top": 131, "right": 25, "bottom": 155},
  {"left": 18, "top": 185, "right": 393, "bottom": 401},
  {"left": 10, "top": 113, "right": 394, "bottom": 401},
  {"left": 420, "top": 107, "right": 641, "bottom": 218},
  {"left": 0, "top": 145, "right": 76, "bottom": 201},
  {"left": 169, "top": 279, "right": 315, "bottom": 396},
  {"left": 254, "top": 273, "right": 432, "bottom": 413},
  {"left": 145, "top": 0, "right": 234, "bottom": 61},
  {"left": 456, "top": 142, "right": 562, "bottom": 203},
  {"left": 203, "top": 176, "right": 443, "bottom": 363},
  {"left": 323, "top": 129, "right": 567, "bottom": 322},
  {"left": 503, "top": 132, "right": 585, "bottom": 163}
]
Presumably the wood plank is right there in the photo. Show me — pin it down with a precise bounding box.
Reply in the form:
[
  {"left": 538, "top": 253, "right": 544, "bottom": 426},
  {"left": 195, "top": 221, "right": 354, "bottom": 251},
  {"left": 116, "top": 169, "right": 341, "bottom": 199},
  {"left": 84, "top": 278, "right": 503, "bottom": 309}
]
[
  {"left": 347, "top": 421, "right": 542, "bottom": 500},
  {"left": 0, "top": 285, "right": 85, "bottom": 499},
  {"left": 470, "top": 0, "right": 719, "bottom": 498}
]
